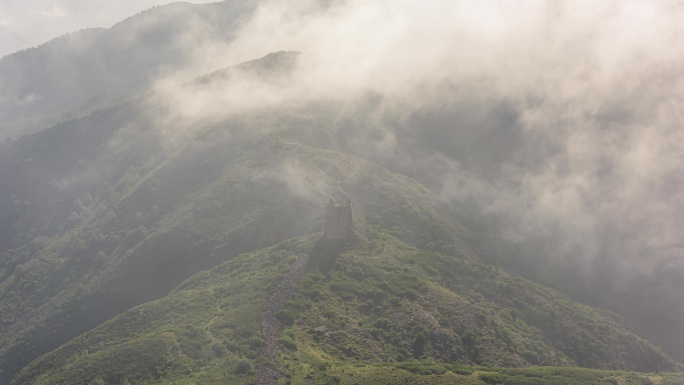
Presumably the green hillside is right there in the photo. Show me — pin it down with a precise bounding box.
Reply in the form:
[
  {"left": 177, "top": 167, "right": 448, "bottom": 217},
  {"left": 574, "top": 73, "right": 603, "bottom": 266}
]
[
  {"left": 2, "top": 71, "right": 682, "bottom": 382},
  {"left": 0, "top": 119, "right": 465, "bottom": 383},
  {"left": 1, "top": 39, "right": 683, "bottom": 385},
  {"left": 12, "top": 212, "right": 679, "bottom": 384}
]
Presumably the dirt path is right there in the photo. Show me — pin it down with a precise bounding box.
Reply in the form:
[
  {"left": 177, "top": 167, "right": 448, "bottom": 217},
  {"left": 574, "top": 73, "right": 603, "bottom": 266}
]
[{"left": 255, "top": 253, "right": 309, "bottom": 385}]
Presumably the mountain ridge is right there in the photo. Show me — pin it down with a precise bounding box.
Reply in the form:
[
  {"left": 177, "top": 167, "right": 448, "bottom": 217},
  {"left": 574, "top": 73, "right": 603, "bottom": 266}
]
[
  {"left": 0, "top": 101, "right": 473, "bottom": 383},
  {"left": 1, "top": 14, "right": 683, "bottom": 382},
  {"left": 0, "top": 0, "right": 257, "bottom": 142},
  {"left": 10, "top": 227, "right": 679, "bottom": 385}
]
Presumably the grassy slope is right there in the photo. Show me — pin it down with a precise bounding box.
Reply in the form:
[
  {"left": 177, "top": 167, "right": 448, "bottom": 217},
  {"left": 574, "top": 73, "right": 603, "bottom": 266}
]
[
  {"left": 12, "top": 238, "right": 315, "bottom": 385},
  {"left": 1, "top": 49, "right": 681, "bottom": 380},
  {"left": 0, "top": 130, "right": 320, "bottom": 381},
  {"left": 281, "top": 229, "right": 675, "bottom": 373},
  {"left": 13, "top": 220, "right": 679, "bottom": 384},
  {"left": 0, "top": 50, "right": 466, "bottom": 381},
  {"left": 0, "top": 128, "right": 465, "bottom": 383}
]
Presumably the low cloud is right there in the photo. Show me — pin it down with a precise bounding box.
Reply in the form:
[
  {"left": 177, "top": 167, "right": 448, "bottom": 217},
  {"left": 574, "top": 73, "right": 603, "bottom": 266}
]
[
  {"left": 33, "top": 4, "right": 68, "bottom": 18},
  {"left": 140, "top": 0, "right": 684, "bottom": 354}
]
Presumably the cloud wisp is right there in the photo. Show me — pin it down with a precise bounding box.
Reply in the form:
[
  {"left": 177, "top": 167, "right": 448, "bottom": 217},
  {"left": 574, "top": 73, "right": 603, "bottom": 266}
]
[
  {"left": 142, "top": 0, "right": 684, "bottom": 354},
  {"left": 155, "top": 0, "right": 684, "bottom": 263}
]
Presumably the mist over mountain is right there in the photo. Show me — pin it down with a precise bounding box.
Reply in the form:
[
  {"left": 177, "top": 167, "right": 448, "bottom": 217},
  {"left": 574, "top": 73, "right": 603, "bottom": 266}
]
[
  {"left": 2, "top": 1, "right": 684, "bottom": 384},
  {"left": 0, "top": 1, "right": 258, "bottom": 142},
  {"left": 0, "top": 27, "right": 28, "bottom": 57}
]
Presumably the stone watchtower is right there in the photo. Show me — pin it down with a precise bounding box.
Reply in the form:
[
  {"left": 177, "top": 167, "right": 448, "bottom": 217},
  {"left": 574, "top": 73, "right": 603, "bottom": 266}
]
[{"left": 324, "top": 198, "right": 353, "bottom": 240}]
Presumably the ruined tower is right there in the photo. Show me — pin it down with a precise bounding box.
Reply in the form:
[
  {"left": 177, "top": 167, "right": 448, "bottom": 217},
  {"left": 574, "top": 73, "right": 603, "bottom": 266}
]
[{"left": 324, "top": 198, "right": 353, "bottom": 240}]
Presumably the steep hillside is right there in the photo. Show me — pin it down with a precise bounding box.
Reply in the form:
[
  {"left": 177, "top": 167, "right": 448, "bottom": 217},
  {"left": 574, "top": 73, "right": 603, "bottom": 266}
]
[
  {"left": 12, "top": 226, "right": 677, "bottom": 385},
  {"left": 0, "top": 50, "right": 321, "bottom": 383},
  {"left": 2, "top": 46, "right": 683, "bottom": 384},
  {"left": 1, "top": 0, "right": 684, "bottom": 376},
  {"left": 0, "top": 122, "right": 464, "bottom": 383}
]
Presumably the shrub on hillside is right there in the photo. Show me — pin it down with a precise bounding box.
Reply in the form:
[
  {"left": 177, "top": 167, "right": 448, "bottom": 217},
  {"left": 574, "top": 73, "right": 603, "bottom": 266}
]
[{"left": 233, "top": 360, "right": 252, "bottom": 374}]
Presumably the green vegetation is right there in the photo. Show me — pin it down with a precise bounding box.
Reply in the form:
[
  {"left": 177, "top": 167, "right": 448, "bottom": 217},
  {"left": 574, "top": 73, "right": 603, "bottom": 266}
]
[
  {"left": 0, "top": 126, "right": 464, "bottom": 383},
  {"left": 12, "top": 222, "right": 679, "bottom": 384},
  {"left": 280, "top": 225, "right": 674, "bottom": 372},
  {"left": 0, "top": 85, "right": 681, "bottom": 383},
  {"left": 12, "top": 237, "right": 315, "bottom": 385}
]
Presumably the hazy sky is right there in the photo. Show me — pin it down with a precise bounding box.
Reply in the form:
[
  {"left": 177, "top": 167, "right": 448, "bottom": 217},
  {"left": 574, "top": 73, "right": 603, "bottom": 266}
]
[{"left": 0, "top": 0, "right": 217, "bottom": 55}]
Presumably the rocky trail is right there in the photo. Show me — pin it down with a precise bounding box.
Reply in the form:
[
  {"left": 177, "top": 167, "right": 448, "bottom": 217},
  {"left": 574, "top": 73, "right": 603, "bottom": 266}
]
[{"left": 255, "top": 252, "right": 309, "bottom": 385}]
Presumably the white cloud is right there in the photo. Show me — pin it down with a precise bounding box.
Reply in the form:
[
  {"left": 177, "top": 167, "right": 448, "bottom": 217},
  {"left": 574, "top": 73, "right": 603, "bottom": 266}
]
[
  {"left": 34, "top": 3, "right": 68, "bottom": 18},
  {"left": 148, "top": 0, "right": 684, "bottom": 284}
]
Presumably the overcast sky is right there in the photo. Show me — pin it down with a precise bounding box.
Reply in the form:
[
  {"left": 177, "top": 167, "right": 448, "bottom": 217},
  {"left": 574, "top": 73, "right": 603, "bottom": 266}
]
[{"left": 0, "top": 0, "right": 217, "bottom": 56}]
